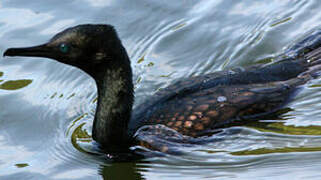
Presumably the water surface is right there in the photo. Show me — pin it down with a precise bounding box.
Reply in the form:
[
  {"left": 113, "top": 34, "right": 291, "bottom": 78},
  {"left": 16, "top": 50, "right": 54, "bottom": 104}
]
[{"left": 1, "top": 0, "right": 321, "bottom": 179}]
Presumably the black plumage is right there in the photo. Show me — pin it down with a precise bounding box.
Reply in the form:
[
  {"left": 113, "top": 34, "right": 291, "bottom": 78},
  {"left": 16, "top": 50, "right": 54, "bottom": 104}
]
[{"left": 4, "top": 24, "right": 321, "bottom": 154}]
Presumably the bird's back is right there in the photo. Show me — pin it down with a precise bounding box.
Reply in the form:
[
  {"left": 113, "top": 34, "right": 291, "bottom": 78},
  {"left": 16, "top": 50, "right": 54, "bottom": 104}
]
[{"left": 129, "top": 29, "right": 321, "bottom": 139}]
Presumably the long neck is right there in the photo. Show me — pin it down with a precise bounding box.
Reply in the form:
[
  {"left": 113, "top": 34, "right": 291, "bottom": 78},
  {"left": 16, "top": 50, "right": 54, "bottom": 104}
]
[{"left": 91, "top": 54, "right": 134, "bottom": 150}]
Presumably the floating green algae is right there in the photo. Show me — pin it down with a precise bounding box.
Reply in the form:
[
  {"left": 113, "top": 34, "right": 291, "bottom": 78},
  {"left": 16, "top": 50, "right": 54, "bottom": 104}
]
[
  {"left": 0, "top": 79, "right": 32, "bottom": 90},
  {"left": 15, "top": 163, "right": 29, "bottom": 168},
  {"left": 232, "top": 146, "right": 321, "bottom": 156}
]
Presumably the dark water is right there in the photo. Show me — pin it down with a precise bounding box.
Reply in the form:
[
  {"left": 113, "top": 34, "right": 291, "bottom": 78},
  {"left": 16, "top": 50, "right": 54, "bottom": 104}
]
[{"left": 1, "top": 0, "right": 321, "bottom": 179}]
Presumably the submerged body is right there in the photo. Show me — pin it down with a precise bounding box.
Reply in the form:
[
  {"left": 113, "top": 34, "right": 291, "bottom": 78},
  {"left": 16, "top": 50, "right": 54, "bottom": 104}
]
[{"left": 4, "top": 24, "right": 321, "bottom": 154}]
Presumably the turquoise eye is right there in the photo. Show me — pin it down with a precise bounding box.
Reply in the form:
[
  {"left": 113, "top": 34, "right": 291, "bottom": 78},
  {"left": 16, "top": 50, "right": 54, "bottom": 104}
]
[{"left": 59, "top": 43, "right": 69, "bottom": 53}]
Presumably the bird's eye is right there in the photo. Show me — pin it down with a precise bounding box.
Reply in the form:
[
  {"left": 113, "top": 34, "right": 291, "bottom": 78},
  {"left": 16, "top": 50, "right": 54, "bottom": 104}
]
[{"left": 59, "top": 43, "right": 69, "bottom": 53}]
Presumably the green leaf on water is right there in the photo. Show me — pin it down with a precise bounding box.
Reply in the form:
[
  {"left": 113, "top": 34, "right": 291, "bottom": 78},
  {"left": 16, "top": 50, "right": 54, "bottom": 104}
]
[
  {"left": 136, "top": 76, "right": 142, "bottom": 84},
  {"left": 147, "top": 62, "right": 154, "bottom": 67},
  {"left": 0, "top": 79, "right": 32, "bottom": 90},
  {"left": 71, "top": 123, "right": 92, "bottom": 153},
  {"left": 255, "top": 57, "right": 274, "bottom": 64},
  {"left": 309, "top": 84, "right": 321, "bottom": 88},
  {"left": 50, "top": 92, "right": 57, "bottom": 99},
  {"left": 67, "top": 93, "right": 76, "bottom": 100},
  {"left": 15, "top": 163, "right": 29, "bottom": 168},
  {"left": 232, "top": 146, "right": 321, "bottom": 156},
  {"left": 270, "top": 17, "right": 292, "bottom": 27},
  {"left": 137, "top": 53, "right": 146, "bottom": 64},
  {"left": 160, "top": 72, "right": 175, "bottom": 78},
  {"left": 172, "top": 22, "right": 187, "bottom": 31}
]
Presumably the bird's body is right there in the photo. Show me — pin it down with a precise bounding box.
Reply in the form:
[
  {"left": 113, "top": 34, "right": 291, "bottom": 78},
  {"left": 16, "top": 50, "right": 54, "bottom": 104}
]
[
  {"left": 4, "top": 24, "right": 321, "bottom": 155},
  {"left": 130, "top": 59, "right": 311, "bottom": 137}
]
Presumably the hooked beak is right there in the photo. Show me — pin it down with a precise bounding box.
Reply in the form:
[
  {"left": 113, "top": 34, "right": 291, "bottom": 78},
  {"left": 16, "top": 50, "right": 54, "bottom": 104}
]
[{"left": 3, "top": 44, "right": 52, "bottom": 58}]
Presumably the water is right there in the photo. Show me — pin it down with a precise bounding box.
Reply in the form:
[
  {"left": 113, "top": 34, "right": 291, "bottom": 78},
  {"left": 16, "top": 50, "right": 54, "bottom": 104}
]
[{"left": 1, "top": 0, "right": 321, "bottom": 179}]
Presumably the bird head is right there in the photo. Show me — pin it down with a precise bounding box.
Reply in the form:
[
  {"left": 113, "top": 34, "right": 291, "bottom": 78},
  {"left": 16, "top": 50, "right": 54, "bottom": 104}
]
[{"left": 3, "top": 24, "right": 126, "bottom": 74}]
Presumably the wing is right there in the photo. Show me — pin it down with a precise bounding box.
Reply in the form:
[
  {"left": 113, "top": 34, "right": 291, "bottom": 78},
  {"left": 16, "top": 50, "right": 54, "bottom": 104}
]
[{"left": 139, "top": 75, "right": 310, "bottom": 137}]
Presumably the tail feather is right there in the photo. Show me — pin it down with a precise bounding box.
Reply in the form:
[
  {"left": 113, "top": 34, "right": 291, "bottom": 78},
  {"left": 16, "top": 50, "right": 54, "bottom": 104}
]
[
  {"left": 300, "top": 45, "right": 321, "bottom": 78},
  {"left": 285, "top": 29, "right": 321, "bottom": 59},
  {"left": 299, "top": 63, "right": 321, "bottom": 78},
  {"left": 286, "top": 31, "right": 321, "bottom": 78},
  {"left": 305, "top": 47, "right": 321, "bottom": 64}
]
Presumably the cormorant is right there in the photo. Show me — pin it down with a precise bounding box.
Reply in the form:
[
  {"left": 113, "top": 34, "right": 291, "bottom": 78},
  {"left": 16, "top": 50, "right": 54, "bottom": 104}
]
[{"left": 3, "top": 24, "right": 321, "bottom": 154}]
